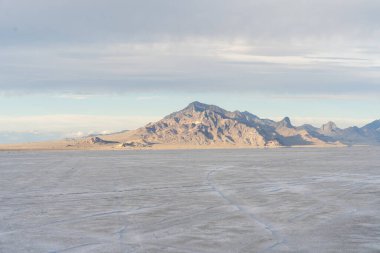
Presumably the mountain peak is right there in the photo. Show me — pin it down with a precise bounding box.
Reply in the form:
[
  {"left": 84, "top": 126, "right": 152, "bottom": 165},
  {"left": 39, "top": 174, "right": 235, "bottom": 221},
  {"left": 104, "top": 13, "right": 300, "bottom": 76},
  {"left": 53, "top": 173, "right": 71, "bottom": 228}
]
[
  {"left": 321, "top": 121, "right": 338, "bottom": 131},
  {"left": 186, "top": 101, "right": 204, "bottom": 108},
  {"left": 278, "top": 117, "right": 293, "bottom": 128},
  {"left": 362, "top": 119, "right": 380, "bottom": 131},
  {"left": 184, "top": 101, "right": 227, "bottom": 114}
]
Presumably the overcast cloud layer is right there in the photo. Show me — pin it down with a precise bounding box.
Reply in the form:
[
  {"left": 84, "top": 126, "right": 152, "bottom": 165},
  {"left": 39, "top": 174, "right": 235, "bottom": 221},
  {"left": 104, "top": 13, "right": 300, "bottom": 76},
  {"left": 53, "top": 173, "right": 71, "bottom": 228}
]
[{"left": 1, "top": 0, "right": 380, "bottom": 96}]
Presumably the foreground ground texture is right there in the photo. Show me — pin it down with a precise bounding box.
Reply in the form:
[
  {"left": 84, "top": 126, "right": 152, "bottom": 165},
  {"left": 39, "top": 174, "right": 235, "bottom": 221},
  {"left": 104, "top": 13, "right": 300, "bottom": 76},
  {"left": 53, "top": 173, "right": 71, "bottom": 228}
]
[{"left": 0, "top": 147, "right": 379, "bottom": 253}]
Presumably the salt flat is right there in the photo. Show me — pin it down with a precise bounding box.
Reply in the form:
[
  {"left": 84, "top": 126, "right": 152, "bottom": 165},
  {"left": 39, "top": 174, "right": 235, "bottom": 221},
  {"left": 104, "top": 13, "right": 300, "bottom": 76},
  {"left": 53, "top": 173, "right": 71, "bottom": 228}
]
[{"left": 0, "top": 147, "right": 379, "bottom": 253}]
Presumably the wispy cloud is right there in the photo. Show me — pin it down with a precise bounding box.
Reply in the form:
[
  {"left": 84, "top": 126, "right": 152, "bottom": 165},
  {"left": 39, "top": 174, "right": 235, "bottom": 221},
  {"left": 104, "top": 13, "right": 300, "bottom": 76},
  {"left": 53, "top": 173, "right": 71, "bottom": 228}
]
[
  {"left": 268, "top": 93, "right": 380, "bottom": 101},
  {"left": 1, "top": 39, "right": 379, "bottom": 96},
  {"left": 0, "top": 0, "right": 380, "bottom": 96}
]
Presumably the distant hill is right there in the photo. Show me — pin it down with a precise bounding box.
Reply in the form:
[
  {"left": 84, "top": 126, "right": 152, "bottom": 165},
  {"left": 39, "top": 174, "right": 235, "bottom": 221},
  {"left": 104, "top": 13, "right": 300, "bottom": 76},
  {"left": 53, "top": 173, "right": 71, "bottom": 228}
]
[{"left": 1, "top": 101, "right": 379, "bottom": 150}]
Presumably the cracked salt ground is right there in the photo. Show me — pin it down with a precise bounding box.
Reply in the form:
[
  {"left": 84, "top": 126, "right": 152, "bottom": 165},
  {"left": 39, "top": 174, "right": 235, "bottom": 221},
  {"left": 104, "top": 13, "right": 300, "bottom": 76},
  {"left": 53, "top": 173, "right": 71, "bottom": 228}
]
[{"left": 0, "top": 147, "right": 380, "bottom": 252}]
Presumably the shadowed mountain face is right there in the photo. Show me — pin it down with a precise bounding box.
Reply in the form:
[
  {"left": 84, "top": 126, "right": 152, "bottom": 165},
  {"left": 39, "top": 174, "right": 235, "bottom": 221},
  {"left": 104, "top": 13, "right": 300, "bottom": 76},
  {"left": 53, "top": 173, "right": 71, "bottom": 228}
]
[{"left": 97, "top": 101, "right": 379, "bottom": 148}]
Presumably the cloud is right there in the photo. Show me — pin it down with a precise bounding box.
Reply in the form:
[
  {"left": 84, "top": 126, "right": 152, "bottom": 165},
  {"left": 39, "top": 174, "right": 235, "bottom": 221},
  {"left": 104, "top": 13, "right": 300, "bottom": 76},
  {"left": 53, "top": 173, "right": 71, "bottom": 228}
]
[
  {"left": 1, "top": 40, "right": 379, "bottom": 96},
  {"left": 0, "top": 1, "right": 379, "bottom": 97},
  {"left": 1, "top": 0, "right": 380, "bottom": 45}
]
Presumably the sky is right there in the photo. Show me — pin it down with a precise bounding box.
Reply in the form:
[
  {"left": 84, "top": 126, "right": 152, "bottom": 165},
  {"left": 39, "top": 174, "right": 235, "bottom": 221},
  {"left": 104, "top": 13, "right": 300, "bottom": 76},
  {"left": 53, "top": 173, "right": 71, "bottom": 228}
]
[{"left": 0, "top": 0, "right": 379, "bottom": 143}]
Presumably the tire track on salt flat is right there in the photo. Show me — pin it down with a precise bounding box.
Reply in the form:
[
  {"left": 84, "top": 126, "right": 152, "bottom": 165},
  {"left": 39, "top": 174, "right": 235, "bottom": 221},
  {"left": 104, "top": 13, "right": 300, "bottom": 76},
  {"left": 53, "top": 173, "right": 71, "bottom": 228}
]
[{"left": 206, "top": 166, "right": 287, "bottom": 253}]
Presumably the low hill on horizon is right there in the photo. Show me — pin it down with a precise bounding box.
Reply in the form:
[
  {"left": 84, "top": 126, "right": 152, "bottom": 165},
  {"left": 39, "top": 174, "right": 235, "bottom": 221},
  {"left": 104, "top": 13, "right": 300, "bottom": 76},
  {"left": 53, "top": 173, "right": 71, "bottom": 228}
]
[{"left": 1, "top": 101, "right": 379, "bottom": 150}]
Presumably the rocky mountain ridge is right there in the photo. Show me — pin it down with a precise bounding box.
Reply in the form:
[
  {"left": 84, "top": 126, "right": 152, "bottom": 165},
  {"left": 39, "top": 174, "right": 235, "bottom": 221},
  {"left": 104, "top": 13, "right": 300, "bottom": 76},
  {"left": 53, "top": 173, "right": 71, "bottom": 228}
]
[
  {"left": 1, "top": 101, "right": 378, "bottom": 150},
  {"left": 78, "top": 101, "right": 379, "bottom": 149}
]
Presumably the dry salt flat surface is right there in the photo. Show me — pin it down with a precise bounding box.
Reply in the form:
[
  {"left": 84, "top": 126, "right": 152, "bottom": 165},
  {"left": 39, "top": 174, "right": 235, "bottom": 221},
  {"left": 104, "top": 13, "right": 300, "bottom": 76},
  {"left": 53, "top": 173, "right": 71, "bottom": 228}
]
[{"left": 0, "top": 147, "right": 379, "bottom": 253}]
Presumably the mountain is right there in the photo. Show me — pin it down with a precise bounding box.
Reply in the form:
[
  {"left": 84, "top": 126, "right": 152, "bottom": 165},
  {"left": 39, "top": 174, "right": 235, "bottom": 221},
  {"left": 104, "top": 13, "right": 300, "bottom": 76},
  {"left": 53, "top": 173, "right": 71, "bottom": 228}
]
[
  {"left": 319, "top": 121, "right": 341, "bottom": 136},
  {"left": 0, "top": 101, "right": 378, "bottom": 150},
  {"left": 362, "top": 120, "right": 380, "bottom": 135},
  {"left": 79, "top": 101, "right": 343, "bottom": 149},
  {"left": 346, "top": 120, "right": 380, "bottom": 144}
]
